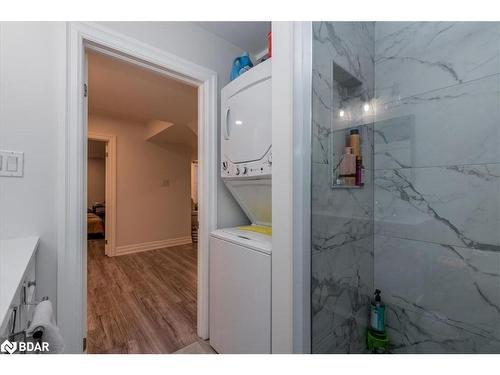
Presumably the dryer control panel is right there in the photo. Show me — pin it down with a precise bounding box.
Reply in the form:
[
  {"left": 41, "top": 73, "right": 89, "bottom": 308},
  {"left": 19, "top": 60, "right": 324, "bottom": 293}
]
[{"left": 221, "top": 148, "right": 272, "bottom": 179}]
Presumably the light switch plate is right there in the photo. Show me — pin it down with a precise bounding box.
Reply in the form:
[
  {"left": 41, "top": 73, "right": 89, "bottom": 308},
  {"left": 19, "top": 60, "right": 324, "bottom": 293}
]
[{"left": 0, "top": 150, "right": 24, "bottom": 177}]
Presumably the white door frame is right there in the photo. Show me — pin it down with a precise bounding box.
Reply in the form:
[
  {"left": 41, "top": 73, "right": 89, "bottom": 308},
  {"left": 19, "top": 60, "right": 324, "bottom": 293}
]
[
  {"left": 87, "top": 132, "right": 117, "bottom": 257},
  {"left": 291, "top": 21, "right": 312, "bottom": 354},
  {"left": 271, "top": 21, "right": 311, "bottom": 354},
  {"left": 58, "top": 21, "right": 218, "bottom": 353}
]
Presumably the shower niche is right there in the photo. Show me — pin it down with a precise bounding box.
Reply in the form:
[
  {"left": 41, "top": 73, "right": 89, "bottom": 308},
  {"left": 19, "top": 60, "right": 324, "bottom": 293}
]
[{"left": 330, "top": 61, "right": 373, "bottom": 189}]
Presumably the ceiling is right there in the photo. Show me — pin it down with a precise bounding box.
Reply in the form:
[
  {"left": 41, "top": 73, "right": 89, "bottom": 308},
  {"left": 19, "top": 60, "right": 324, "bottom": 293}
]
[
  {"left": 194, "top": 22, "right": 271, "bottom": 55},
  {"left": 88, "top": 51, "right": 197, "bottom": 132}
]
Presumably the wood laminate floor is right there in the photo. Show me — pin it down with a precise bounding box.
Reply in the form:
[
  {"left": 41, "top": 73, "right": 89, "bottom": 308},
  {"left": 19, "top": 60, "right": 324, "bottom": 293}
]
[{"left": 87, "top": 239, "right": 200, "bottom": 354}]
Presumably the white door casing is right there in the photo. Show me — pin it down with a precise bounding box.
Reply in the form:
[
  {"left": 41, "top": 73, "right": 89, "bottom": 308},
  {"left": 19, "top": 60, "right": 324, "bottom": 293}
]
[{"left": 59, "top": 21, "right": 218, "bottom": 353}]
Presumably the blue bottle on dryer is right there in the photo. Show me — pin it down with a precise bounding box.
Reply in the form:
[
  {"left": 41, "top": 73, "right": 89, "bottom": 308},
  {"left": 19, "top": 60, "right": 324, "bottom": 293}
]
[{"left": 230, "top": 52, "right": 253, "bottom": 81}]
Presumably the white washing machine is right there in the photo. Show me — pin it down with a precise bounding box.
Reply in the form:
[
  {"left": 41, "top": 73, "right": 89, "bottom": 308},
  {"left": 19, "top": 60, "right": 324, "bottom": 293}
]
[
  {"left": 209, "top": 228, "right": 271, "bottom": 354},
  {"left": 209, "top": 59, "right": 272, "bottom": 354}
]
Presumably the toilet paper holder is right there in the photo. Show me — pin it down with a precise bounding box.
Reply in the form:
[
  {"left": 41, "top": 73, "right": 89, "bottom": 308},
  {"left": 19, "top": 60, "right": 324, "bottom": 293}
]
[
  {"left": 29, "top": 296, "right": 50, "bottom": 340},
  {"left": 8, "top": 296, "right": 49, "bottom": 346},
  {"left": 22, "top": 280, "right": 39, "bottom": 306}
]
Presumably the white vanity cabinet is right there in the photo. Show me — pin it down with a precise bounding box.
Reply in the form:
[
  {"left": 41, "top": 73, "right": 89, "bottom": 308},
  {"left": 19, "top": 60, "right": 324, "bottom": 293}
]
[{"left": 0, "top": 237, "right": 39, "bottom": 341}]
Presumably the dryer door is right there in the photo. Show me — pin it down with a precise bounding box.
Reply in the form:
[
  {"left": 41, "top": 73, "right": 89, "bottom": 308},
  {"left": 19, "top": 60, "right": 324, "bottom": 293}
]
[{"left": 222, "top": 75, "right": 271, "bottom": 164}]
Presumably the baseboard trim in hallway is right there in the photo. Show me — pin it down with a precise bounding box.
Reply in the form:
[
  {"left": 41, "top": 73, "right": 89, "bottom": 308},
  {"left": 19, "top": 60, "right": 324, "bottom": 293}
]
[
  {"left": 87, "top": 239, "right": 200, "bottom": 353},
  {"left": 115, "top": 236, "right": 193, "bottom": 256}
]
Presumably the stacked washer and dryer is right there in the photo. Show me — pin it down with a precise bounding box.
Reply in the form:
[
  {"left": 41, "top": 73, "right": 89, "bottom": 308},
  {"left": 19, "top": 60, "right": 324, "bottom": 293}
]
[{"left": 209, "top": 59, "right": 272, "bottom": 354}]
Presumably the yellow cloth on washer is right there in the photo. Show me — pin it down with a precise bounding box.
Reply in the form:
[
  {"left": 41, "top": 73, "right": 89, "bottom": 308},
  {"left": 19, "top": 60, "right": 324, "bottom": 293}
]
[{"left": 238, "top": 225, "right": 272, "bottom": 236}]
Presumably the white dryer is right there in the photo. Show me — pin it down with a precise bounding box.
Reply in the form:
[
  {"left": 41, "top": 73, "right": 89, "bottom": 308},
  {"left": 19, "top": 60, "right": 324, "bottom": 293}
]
[
  {"left": 209, "top": 59, "right": 272, "bottom": 354},
  {"left": 220, "top": 59, "right": 272, "bottom": 179},
  {"left": 220, "top": 58, "right": 272, "bottom": 227}
]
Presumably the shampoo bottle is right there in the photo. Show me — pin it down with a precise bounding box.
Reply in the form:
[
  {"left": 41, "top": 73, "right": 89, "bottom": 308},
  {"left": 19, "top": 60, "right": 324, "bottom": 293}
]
[
  {"left": 356, "top": 156, "right": 365, "bottom": 186},
  {"left": 349, "top": 128, "right": 361, "bottom": 158},
  {"left": 370, "top": 289, "right": 385, "bottom": 333},
  {"left": 339, "top": 147, "right": 356, "bottom": 186}
]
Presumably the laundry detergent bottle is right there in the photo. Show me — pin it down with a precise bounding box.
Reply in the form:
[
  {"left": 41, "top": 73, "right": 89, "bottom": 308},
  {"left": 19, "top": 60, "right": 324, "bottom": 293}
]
[
  {"left": 230, "top": 52, "right": 253, "bottom": 81},
  {"left": 370, "top": 289, "right": 386, "bottom": 333}
]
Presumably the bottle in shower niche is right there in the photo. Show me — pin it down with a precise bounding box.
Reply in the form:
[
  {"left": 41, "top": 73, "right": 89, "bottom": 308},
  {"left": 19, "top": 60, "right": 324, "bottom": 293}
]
[
  {"left": 339, "top": 146, "right": 356, "bottom": 186},
  {"left": 349, "top": 128, "right": 361, "bottom": 158},
  {"left": 349, "top": 128, "right": 365, "bottom": 186},
  {"left": 356, "top": 156, "right": 365, "bottom": 186},
  {"left": 370, "top": 289, "right": 386, "bottom": 333}
]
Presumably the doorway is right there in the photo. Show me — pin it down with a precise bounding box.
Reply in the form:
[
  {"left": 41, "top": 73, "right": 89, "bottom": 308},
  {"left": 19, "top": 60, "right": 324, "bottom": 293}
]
[
  {"left": 85, "top": 50, "right": 204, "bottom": 353},
  {"left": 86, "top": 139, "right": 106, "bottom": 240},
  {"left": 87, "top": 133, "right": 116, "bottom": 256},
  {"left": 59, "top": 22, "right": 218, "bottom": 353}
]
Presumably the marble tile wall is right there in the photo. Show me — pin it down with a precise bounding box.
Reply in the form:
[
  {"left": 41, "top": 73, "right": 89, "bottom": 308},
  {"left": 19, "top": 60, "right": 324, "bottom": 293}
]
[
  {"left": 373, "top": 22, "right": 500, "bottom": 353},
  {"left": 312, "top": 21, "right": 500, "bottom": 354},
  {"left": 311, "top": 21, "right": 375, "bottom": 353}
]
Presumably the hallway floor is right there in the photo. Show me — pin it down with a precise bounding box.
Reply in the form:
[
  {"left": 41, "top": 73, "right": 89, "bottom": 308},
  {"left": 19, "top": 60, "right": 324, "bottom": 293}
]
[{"left": 87, "top": 239, "right": 208, "bottom": 353}]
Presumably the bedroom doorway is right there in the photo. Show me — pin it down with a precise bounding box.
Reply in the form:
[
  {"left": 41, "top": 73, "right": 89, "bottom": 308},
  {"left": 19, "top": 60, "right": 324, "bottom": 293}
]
[
  {"left": 87, "top": 133, "right": 116, "bottom": 256},
  {"left": 87, "top": 140, "right": 106, "bottom": 239}
]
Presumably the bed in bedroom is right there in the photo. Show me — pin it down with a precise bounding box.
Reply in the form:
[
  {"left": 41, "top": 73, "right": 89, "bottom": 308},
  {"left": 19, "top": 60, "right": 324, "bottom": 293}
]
[{"left": 88, "top": 205, "right": 105, "bottom": 239}]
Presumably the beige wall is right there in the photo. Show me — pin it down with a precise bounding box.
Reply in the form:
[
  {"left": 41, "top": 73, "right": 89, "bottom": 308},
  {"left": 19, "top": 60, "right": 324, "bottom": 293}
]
[
  {"left": 89, "top": 114, "right": 192, "bottom": 247},
  {"left": 87, "top": 157, "right": 106, "bottom": 207}
]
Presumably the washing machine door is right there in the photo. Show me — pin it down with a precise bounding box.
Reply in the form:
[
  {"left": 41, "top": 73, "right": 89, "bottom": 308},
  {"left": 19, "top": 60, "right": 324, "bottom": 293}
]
[
  {"left": 224, "top": 178, "right": 271, "bottom": 226},
  {"left": 221, "top": 59, "right": 271, "bottom": 165}
]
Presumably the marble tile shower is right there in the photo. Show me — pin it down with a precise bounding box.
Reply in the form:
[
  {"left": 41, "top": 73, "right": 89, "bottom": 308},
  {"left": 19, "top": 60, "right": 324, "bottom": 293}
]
[
  {"left": 311, "top": 21, "right": 375, "bottom": 353},
  {"left": 311, "top": 21, "right": 500, "bottom": 354}
]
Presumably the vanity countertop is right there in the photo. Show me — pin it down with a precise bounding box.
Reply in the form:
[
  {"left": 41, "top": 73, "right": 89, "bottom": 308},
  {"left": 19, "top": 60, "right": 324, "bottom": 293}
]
[{"left": 0, "top": 236, "right": 39, "bottom": 332}]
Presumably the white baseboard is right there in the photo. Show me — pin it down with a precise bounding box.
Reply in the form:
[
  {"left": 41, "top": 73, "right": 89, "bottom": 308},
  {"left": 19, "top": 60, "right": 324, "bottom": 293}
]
[{"left": 115, "top": 236, "right": 193, "bottom": 256}]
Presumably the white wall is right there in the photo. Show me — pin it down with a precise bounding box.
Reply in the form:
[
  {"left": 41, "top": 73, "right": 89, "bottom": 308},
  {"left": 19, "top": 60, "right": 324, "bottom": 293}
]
[
  {"left": 98, "top": 22, "right": 250, "bottom": 228},
  {"left": 0, "top": 22, "right": 66, "bottom": 309},
  {"left": 89, "top": 114, "right": 192, "bottom": 248},
  {"left": 0, "top": 22, "right": 250, "bottom": 343}
]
